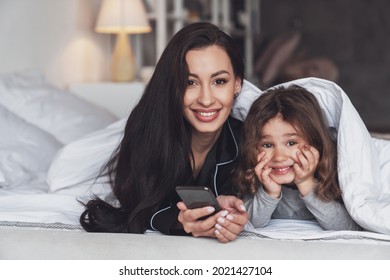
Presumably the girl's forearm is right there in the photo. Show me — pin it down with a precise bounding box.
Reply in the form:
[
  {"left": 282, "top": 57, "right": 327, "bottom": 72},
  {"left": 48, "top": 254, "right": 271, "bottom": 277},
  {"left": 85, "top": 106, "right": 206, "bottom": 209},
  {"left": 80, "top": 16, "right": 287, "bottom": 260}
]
[
  {"left": 245, "top": 187, "right": 280, "bottom": 228},
  {"left": 302, "top": 191, "right": 362, "bottom": 231}
]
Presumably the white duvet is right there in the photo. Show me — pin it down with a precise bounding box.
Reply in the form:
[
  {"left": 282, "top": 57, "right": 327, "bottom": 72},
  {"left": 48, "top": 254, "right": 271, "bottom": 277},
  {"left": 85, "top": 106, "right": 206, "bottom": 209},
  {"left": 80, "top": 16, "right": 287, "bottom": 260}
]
[
  {"left": 283, "top": 78, "right": 390, "bottom": 235},
  {"left": 1, "top": 74, "right": 390, "bottom": 240},
  {"left": 233, "top": 78, "right": 390, "bottom": 235}
]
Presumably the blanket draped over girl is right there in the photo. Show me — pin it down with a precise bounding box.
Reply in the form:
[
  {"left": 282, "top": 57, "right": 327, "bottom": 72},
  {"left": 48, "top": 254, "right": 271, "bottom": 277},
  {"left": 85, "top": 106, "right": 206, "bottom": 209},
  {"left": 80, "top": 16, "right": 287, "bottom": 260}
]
[{"left": 232, "top": 77, "right": 390, "bottom": 235}]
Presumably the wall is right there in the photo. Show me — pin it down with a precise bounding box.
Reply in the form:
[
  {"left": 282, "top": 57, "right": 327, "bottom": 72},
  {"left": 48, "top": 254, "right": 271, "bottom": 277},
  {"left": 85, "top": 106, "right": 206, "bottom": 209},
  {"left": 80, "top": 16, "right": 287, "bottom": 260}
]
[
  {"left": 0, "top": 0, "right": 111, "bottom": 89},
  {"left": 258, "top": 0, "right": 390, "bottom": 132},
  {"left": 2, "top": 0, "right": 387, "bottom": 132}
]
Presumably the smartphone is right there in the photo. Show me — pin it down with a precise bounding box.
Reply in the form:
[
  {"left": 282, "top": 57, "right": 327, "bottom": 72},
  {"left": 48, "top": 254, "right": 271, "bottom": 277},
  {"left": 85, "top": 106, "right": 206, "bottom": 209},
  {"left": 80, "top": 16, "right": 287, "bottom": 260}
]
[{"left": 176, "top": 186, "right": 222, "bottom": 214}]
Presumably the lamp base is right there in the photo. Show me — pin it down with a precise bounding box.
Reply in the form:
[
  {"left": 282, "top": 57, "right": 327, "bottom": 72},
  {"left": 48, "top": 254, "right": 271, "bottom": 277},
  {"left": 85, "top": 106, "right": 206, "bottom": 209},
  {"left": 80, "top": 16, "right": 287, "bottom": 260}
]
[{"left": 111, "top": 32, "right": 135, "bottom": 82}]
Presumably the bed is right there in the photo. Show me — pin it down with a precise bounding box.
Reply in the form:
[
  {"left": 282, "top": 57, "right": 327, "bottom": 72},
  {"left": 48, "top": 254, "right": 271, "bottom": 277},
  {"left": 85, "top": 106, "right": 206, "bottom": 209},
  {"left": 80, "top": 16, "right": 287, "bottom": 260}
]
[{"left": 1, "top": 69, "right": 390, "bottom": 260}]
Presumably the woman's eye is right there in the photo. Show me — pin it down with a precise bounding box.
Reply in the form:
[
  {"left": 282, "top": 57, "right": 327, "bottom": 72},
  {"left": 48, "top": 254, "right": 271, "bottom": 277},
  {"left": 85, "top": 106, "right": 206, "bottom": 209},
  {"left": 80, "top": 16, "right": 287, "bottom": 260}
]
[
  {"left": 214, "top": 78, "right": 227, "bottom": 85},
  {"left": 187, "top": 80, "right": 196, "bottom": 86}
]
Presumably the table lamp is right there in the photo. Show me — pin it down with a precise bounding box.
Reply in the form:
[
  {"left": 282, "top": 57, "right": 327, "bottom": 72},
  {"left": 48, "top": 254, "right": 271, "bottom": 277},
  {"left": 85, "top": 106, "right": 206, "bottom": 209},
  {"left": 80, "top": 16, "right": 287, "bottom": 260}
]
[{"left": 95, "top": 0, "right": 151, "bottom": 82}]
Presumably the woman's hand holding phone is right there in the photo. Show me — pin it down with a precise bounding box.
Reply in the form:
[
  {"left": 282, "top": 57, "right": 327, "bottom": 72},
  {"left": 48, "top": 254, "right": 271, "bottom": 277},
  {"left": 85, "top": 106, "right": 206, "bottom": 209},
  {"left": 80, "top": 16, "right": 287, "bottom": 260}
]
[
  {"left": 177, "top": 201, "right": 223, "bottom": 237},
  {"left": 176, "top": 186, "right": 223, "bottom": 237},
  {"left": 176, "top": 187, "right": 248, "bottom": 243}
]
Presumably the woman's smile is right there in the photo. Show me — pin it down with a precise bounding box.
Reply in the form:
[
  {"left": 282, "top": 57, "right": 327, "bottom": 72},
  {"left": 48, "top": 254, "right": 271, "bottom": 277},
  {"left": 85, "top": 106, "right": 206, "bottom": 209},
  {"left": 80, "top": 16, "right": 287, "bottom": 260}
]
[{"left": 193, "top": 109, "right": 221, "bottom": 122}]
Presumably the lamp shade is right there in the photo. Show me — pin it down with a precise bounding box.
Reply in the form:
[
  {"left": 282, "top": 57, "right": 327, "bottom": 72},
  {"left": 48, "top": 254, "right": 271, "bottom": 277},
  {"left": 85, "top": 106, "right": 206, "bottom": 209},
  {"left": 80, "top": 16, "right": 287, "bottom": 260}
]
[{"left": 96, "top": 0, "right": 151, "bottom": 34}]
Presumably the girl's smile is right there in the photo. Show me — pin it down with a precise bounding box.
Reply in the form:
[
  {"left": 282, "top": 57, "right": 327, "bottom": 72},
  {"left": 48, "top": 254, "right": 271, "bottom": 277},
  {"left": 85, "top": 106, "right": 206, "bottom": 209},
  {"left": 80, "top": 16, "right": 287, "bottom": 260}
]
[{"left": 271, "top": 165, "right": 293, "bottom": 175}]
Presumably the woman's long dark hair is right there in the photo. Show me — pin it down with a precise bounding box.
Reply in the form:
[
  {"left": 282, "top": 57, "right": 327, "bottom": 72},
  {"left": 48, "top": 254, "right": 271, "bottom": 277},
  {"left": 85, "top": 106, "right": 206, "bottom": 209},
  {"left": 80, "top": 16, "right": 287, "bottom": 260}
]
[
  {"left": 235, "top": 85, "right": 340, "bottom": 202},
  {"left": 80, "top": 22, "right": 244, "bottom": 233}
]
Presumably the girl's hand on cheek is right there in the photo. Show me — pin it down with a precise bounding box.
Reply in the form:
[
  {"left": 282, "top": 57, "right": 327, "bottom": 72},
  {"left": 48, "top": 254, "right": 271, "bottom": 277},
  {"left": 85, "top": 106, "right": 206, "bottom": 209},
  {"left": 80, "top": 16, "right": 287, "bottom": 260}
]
[
  {"left": 254, "top": 151, "right": 281, "bottom": 198},
  {"left": 293, "top": 145, "right": 320, "bottom": 196}
]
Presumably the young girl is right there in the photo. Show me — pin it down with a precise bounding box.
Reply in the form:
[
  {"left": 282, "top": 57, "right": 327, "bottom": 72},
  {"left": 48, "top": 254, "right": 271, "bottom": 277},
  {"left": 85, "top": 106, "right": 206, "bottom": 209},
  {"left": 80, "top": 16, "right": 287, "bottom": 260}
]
[{"left": 235, "top": 85, "right": 361, "bottom": 230}]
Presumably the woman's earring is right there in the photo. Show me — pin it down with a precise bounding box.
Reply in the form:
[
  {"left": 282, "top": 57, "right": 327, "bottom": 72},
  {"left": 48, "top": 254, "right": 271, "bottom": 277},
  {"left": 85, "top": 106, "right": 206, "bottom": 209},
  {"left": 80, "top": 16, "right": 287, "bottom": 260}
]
[{"left": 234, "top": 92, "right": 239, "bottom": 100}]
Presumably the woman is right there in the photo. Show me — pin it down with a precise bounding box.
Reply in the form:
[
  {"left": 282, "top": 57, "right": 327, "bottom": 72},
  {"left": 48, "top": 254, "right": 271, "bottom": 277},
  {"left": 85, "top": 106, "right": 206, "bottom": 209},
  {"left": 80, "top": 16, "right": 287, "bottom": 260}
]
[{"left": 80, "top": 22, "right": 248, "bottom": 243}]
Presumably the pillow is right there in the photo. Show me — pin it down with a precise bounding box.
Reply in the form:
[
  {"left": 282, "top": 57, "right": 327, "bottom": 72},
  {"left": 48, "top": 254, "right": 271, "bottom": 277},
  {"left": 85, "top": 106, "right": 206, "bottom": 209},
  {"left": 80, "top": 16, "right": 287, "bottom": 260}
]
[
  {"left": 0, "top": 104, "right": 62, "bottom": 187},
  {"left": 47, "top": 119, "right": 126, "bottom": 191},
  {"left": 0, "top": 70, "right": 117, "bottom": 144}
]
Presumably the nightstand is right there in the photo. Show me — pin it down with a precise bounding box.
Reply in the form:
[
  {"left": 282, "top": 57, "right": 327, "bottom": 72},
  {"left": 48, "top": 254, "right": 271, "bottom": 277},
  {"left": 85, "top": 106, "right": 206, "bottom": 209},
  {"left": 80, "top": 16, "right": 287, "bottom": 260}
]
[{"left": 69, "top": 82, "right": 145, "bottom": 119}]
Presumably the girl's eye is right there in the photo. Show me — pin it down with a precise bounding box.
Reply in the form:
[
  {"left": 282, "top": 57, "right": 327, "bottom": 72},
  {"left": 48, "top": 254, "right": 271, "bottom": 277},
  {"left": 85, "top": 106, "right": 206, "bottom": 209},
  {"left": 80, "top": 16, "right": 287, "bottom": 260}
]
[
  {"left": 287, "top": 141, "right": 297, "bottom": 146},
  {"left": 261, "top": 143, "right": 272, "bottom": 148}
]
